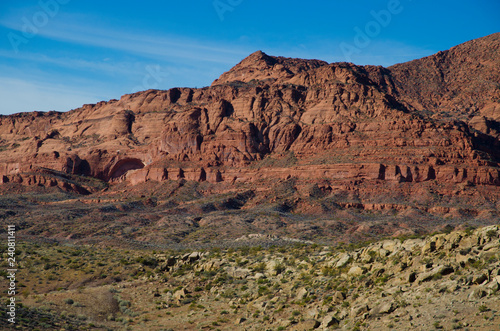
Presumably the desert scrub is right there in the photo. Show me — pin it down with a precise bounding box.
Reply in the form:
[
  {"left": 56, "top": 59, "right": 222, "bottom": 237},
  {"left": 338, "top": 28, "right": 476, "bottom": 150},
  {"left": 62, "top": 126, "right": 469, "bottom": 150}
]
[
  {"left": 478, "top": 305, "right": 488, "bottom": 312},
  {"left": 252, "top": 262, "right": 266, "bottom": 273},
  {"left": 258, "top": 286, "right": 270, "bottom": 296},
  {"left": 433, "top": 321, "right": 443, "bottom": 329},
  {"left": 135, "top": 256, "right": 158, "bottom": 268},
  {"left": 118, "top": 299, "right": 131, "bottom": 313},
  {"left": 274, "top": 263, "right": 285, "bottom": 274},
  {"left": 486, "top": 229, "right": 498, "bottom": 239}
]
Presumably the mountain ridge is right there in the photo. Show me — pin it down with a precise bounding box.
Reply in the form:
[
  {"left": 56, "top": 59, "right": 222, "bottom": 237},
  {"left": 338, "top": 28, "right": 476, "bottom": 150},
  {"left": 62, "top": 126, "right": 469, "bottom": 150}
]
[{"left": 0, "top": 33, "right": 499, "bottom": 244}]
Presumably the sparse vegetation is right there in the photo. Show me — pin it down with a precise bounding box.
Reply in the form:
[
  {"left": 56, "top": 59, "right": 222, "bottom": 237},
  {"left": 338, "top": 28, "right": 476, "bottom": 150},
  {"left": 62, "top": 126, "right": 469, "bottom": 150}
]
[{"left": 0, "top": 213, "right": 498, "bottom": 330}]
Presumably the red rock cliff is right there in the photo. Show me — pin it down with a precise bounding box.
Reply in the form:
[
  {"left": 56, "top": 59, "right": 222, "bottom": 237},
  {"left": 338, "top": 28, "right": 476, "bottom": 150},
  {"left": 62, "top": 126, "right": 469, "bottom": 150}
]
[{"left": 0, "top": 33, "right": 499, "bottom": 194}]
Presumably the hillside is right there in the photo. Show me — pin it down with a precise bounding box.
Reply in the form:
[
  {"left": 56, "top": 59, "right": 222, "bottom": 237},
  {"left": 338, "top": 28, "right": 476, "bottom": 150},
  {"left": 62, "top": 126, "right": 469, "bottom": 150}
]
[{"left": 1, "top": 225, "right": 499, "bottom": 330}]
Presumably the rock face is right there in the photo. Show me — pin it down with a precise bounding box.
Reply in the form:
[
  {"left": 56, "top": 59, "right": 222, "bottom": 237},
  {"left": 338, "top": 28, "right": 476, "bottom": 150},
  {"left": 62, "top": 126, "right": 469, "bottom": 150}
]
[{"left": 0, "top": 33, "right": 499, "bottom": 203}]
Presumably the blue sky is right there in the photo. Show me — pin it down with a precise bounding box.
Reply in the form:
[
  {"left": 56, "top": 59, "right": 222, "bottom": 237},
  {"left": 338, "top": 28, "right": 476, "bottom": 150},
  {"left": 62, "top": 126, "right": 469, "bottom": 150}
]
[{"left": 0, "top": 0, "right": 498, "bottom": 115}]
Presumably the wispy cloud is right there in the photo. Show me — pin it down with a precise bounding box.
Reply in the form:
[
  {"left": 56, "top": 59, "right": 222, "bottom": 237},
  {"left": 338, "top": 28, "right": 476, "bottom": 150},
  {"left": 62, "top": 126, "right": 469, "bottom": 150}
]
[
  {"left": 0, "top": 9, "right": 439, "bottom": 116},
  {"left": 0, "top": 10, "right": 255, "bottom": 115},
  {"left": 0, "top": 17, "right": 251, "bottom": 66},
  {"left": 0, "top": 76, "right": 102, "bottom": 114},
  {"left": 0, "top": 49, "right": 142, "bottom": 77},
  {"left": 0, "top": 13, "right": 254, "bottom": 113}
]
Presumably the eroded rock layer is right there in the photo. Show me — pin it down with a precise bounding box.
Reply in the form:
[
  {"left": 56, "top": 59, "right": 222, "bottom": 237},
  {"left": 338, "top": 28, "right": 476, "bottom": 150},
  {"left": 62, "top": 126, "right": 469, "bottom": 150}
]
[{"left": 0, "top": 33, "right": 499, "bottom": 208}]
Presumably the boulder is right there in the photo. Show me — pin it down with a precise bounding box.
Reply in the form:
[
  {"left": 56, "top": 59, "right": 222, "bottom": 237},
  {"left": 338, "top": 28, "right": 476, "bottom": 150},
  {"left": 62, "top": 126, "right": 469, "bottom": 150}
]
[
  {"left": 439, "top": 280, "right": 460, "bottom": 293},
  {"left": 348, "top": 266, "right": 365, "bottom": 276},
  {"left": 421, "top": 240, "right": 436, "bottom": 254},
  {"left": 417, "top": 265, "right": 454, "bottom": 283},
  {"left": 333, "top": 291, "right": 346, "bottom": 303},
  {"left": 336, "top": 253, "right": 351, "bottom": 268},
  {"left": 485, "top": 279, "right": 500, "bottom": 292},
  {"left": 473, "top": 274, "right": 488, "bottom": 285},
  {"left": 296, "top": 288, "right": 308, "bottom": 300},
  {"left": 173, "top": 288, "right": 187, "bottom": 300},
  {"left": 351, "top": 304, "right": 370, "bottom": 317},
  {"left": 468, "top": 288, "right": 486, "bottom": 300},
  {"left": 235, "top": 317, "right": 246, "bottom": 325},
  {"left": 401, "top": 239, "right": 424, "bottom": 252},
  {"left": 382, "top": 240, "right": 401, "bottom": 253},
  {"left": 370, "top": 301, "right": 395, "bottom": 317},
  {"left": 321, "top": 314, "right": 340, "bottom": 328},
  {"left": 226, "top": 267, "right": 251, "bottom": 279},
  {"left": 265, "top": 260, "right": 279, "bottom": 276},
  {"left": 294, "top": 319, "right": 320, "bottom": 330}
]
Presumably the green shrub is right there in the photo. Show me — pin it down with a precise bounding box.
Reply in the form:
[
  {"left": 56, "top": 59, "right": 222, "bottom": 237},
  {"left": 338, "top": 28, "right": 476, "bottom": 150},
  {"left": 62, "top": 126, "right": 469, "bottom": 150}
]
[
  {"left": 135, "top": 256, "right": 158, "bottom": 268},
  {"left": 253, "top": 262, "right": 266, "bottom": 273},
  {"left": 433, "top": 321, "right": 442, "bottom": 329},
  {"left": 486, "top": 230, "right": 498, "bottom": 239},
  {"left": 274, "top": 263, "right": 285, "bottom": 275}
]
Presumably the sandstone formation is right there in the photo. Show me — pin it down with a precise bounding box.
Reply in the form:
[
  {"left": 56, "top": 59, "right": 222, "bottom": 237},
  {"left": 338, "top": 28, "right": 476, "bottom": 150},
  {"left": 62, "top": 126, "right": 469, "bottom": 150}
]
[{"left": 0, "top": 33, "right": 499, "bottom": 213}]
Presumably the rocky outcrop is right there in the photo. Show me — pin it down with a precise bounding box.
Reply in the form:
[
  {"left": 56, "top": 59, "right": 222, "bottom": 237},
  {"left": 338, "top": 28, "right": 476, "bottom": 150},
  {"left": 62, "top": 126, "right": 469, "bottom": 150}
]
[
  {"left": 211, "top": 50, "right": 328, "bottom": 86},
  {"left": 144, "top": 225, "right": 500, "bottom": 330}
]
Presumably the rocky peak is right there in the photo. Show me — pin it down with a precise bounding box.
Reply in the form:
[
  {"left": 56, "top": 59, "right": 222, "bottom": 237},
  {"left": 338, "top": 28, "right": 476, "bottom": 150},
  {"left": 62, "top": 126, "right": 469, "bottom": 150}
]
[
  {"left": 212, "top": 50, "right": 328, "bottom": 86},
  {"left": 242, "top": 50, "right": 277, "bottom": 65}
]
